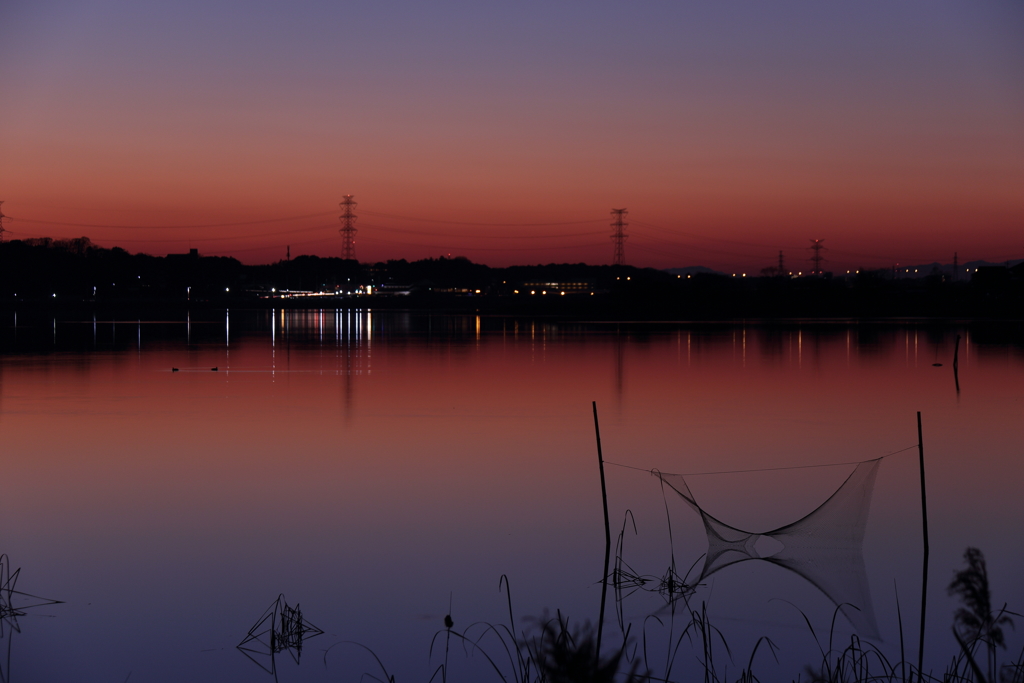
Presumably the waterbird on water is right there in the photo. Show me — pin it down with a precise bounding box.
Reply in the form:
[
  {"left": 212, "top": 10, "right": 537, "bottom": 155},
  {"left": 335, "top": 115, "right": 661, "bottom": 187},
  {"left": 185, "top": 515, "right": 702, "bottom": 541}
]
[
  {"left": 211, "top": 367, "right": 218, "bottom": 371},
  {"left": 171, "top": 368, "right": 179, "bottom": 372}
]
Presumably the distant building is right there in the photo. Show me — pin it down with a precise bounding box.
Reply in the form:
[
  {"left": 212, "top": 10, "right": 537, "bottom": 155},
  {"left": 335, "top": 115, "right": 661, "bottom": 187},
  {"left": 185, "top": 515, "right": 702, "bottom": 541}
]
[
  {"left": 166, "top": 248, "right": 199, "bottom": 264},
  {"left": 519, "top": 280, "right": 595, "bottom": 294}
]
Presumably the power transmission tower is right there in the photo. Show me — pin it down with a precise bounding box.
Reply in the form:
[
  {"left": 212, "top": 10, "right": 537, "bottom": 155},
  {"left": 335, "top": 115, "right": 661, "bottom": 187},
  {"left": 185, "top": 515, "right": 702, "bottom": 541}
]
[
  {"left": 808, "top": 239, "right": 826, "bottom": 275},
  {"left": 0, "top": 201, "right": 6, "bottom": 242},
  {"left": 778, "top": 250, "right": 785, "bottom": 276},
  {"left": 952, "top": 252, "right": 958, "bottom": 282},
  {"left": 610, "top": 208, "right": 628, "bottom": 265},
  {"left": 338, "top": 195, "right": 358, "bottom": 261}
]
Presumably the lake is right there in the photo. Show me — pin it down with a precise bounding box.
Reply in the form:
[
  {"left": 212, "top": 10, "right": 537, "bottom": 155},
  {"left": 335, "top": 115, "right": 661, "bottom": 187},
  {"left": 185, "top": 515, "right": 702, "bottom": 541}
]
[{"left": 1, "top": 310, "right": 1022, "bottom": 681}]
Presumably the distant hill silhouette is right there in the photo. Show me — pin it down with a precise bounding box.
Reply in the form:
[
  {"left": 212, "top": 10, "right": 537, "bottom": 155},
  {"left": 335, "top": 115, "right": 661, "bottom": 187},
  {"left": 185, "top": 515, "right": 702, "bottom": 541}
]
[{"left": 1, "top": 237, "right": 1021, "bottom": 319}]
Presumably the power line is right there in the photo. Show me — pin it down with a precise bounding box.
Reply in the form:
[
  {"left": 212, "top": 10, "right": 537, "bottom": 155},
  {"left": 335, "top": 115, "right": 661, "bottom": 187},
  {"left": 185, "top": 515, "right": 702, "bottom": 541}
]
[
  {"left": 8, "top": 211, "right": 337, "bottom": 230},
  {"left": 202, "top": 236, "right": 339, "bottom": 255},
  {"left": 357, "top": 222, "right": 606, "bottom": 240},
  {"left": 358, "top": 234, "right": 605, "bottom": 252},
  {"left": 360, "top": 209, "right": 605, "bottom": 227},
  {"left": 630, "top": 219, "right": 801, "bottom": 251},
  {"left": 629, "top": 234, "right": 767, "bottom": 261},
  {"left": 10, "top": 223, "right": 339, "bottom": 244}
]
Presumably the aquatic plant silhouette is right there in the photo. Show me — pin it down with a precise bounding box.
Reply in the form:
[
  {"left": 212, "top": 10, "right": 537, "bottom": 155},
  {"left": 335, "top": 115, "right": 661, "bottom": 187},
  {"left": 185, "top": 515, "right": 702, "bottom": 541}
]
[
  {"left": 0, "top": 554, "right": 63, "bottom": 683},
  {"left": 609, "top": 508, "right": 698, "bottom": 642},
  {"left": 237, "top": 594, "right": 323, "bottom": 680},
  {"left": 948, "top": 548, "right": 1018, "bottom": 683},
  {"left": 523, "top": 611, "right": 646, "bottom": 683}
]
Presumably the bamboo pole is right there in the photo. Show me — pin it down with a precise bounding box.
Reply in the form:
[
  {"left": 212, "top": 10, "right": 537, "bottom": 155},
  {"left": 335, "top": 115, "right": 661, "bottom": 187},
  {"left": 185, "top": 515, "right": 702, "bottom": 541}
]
[
  {"left": 917, "top": 411, "right": 930, "bottom": 682},
  {"left": 592, "top": 401, "right": 612, "bottom": 665},
  {"left": 953, "top": 334, "right": 961, "bottom": 395}
]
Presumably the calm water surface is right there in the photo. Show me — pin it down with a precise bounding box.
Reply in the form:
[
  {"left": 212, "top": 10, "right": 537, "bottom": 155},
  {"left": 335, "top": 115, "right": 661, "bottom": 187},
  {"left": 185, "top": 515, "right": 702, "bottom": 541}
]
[{"left": 1, "top": 311, "right": 1022, "bottom": 681}]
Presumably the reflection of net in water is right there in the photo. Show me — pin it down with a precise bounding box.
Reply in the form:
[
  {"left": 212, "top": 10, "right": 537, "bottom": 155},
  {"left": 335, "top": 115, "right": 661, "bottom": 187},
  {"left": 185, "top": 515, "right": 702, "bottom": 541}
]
[
  {"left": 1, "top": 554, "right": 63, "bottom": 683},
  {"left": 237, "top": 594, "right": 324, "bottom": 678},
  {"left": 655, "top": 458, "right": 882, "bottom": 639}
]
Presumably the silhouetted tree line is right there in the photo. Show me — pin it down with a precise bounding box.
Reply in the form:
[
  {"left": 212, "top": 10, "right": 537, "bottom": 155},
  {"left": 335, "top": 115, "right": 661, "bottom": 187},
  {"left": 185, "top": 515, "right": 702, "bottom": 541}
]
[{"left": 1, "top": 238, "right": 1021, "bottom": 319}]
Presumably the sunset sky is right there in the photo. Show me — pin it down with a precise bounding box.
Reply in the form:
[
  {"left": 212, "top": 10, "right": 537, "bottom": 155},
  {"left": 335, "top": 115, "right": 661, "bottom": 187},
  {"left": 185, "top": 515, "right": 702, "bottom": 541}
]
[{"left": 1, "top": 1, "right": 1021, "bottom": 271}]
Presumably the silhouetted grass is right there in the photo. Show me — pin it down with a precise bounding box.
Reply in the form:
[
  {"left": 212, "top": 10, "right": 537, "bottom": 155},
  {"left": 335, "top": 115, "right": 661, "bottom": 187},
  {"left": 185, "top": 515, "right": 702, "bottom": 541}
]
[{"left": 319, "top": 548, "right": 1022, "bottom": 683}]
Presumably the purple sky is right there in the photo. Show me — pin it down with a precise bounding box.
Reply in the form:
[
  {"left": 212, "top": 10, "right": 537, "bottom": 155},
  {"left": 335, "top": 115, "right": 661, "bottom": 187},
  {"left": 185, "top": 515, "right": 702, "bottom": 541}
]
[{"left": 1, "top": 1, "right": 1022, "bottom": 271}]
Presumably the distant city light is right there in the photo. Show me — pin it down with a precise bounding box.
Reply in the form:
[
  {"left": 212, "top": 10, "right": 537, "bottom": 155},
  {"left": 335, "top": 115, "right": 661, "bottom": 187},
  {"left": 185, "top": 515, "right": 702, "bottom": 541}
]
[{"left": 560, "top": 291, "right": 565, "bottom": 296}]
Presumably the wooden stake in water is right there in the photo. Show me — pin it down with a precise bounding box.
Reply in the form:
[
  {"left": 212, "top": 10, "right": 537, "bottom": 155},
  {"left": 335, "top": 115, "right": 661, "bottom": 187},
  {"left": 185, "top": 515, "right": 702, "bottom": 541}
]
[
  {"left": 592, "top": 401, "right": 612, "bottom": 665},
  {"left": 917, "top": 411, "right": 930, "bottom": 682},
  {"left": 953, "top": 335, "right": 961, "bottom": 395}
]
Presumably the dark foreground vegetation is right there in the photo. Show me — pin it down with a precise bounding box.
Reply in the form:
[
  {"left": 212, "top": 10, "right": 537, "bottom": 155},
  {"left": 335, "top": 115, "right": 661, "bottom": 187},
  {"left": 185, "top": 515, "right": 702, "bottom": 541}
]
[
  {"left": 317, "top": 548, "right": 1019, "bottom": 683},
  {"left": 2, "top": 238, "right": 1022, "bottom": 319}
]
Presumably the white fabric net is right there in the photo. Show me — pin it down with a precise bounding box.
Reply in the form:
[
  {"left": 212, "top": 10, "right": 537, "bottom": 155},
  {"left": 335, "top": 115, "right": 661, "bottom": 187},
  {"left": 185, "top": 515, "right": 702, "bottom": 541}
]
[{"left": 656, "top": 458, "right": 882, "bottom": 639}]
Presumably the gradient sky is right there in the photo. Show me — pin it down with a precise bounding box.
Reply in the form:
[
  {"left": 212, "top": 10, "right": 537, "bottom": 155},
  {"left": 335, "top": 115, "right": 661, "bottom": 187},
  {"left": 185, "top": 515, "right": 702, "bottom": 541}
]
[{"left": 1, "top": 1, "right": 1021, "bottom": 271}]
